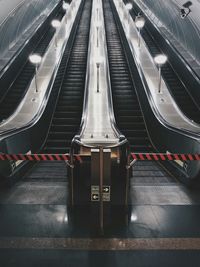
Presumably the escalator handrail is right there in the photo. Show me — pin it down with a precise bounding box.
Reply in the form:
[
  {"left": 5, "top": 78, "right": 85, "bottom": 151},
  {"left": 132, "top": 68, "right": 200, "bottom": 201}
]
[
  {"left": 0, "top": 23, "right": 56, "bottom": 116},
  {"left": 0, "top": 1, "right": 81, "bottom": 141},
  {"left": 132, "top": 0, "right": 200, "bottom": 87},
  {"left": 114, "top": 0, "right": 200, "bottom": 140}
]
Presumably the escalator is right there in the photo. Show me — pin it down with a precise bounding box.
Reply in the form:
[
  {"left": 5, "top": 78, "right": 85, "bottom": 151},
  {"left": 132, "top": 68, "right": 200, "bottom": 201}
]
[
  {"left": 43, "top": 0, "right": 91, "bottom": 154},
  {"left": 0, "top": 6, "right": 66, "bottom": 122},
  {"left": 122, "top": 0, "right": 200, "bottom": 124},
  {"left": 103, "top": 0, "right": 174, "bottom": 180},
  {"left": 104, "top": 0, "right": 152, "bottom": 153},
  {"left": 22, "top": 0, "right": 92, "bottom": 180}
]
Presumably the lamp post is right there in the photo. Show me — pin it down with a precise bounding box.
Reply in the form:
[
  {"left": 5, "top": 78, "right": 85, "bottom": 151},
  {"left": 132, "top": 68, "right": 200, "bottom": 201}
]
[
  {"left": 29, "top": 54, "right": 42, "bottom": 93},
  {"left": 62, "top": 1, "right": 70, "bottom": 23},
  {"left": 96, "top": 22, "right": 101, "bottom": 47},
  {"left": 96, "top": 2, "right": 101, "bottom": 21},
  {"left": 96, "top": 56, "right": 103, "bottom": 93},
  {"left": 71, "top": 0, "right": 76, "bottom": 12},
  {"left": 154, "top": 54, "right": 168, "bottom": 93},
  {"left": 97, "top": 7, "right": 99, "bottom": 21},
  {"left": 125, "top": 3, "right": 133, "bottom": 24},
  {"left": 135, "top": 15, "right": 145, "bottom": 47},
  {"left": 96, "top": 62, "right": 100, "bottom": 93},
  {"left": 63, "top": 1, "right": 70, "bottom": 10},
  {"left": 51, "top": 20, "right": 61, "bottom": 47}
]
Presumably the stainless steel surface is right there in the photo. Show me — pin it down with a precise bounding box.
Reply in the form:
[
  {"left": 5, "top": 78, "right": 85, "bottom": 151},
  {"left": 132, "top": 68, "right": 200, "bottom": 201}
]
[
  {"left": 79, "top": 0, "right": 120, "bottom": 146},
  {"left": 0, "top": 0, "right": 81, "bottom": 139},
  {"left": 0, "top": 0, "right": 25, "bottom": 25},
  {"left": 0, "top": 0, "right": 60, "bottom": 69},
  {"left": 133, "top": 0, "right": 200, "bottom": 71},
  {"left": 114, "top": 0, "right": 200, "bottom": 136}
]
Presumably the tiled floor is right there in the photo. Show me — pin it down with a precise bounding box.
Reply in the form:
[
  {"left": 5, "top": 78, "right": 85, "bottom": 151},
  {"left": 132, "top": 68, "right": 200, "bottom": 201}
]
[{"left": 0, "top": 161, "right": 200, "bottom": 266}]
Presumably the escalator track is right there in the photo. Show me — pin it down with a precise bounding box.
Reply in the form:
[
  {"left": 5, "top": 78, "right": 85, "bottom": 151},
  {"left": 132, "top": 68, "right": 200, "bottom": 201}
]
[
  {"left": 20, "top": 0, "right": 92, "bottom": 180},
  {"left": 123, "top": 0, "right": 200, "bottom": 124},
  {"left": 104, "top": 0, "right": 152, "bottom": 153},
  {"left": 0, "top": 6, "right": 65, "bottom": 122},
  {"left": 103, "top": 0, "right": 173, "bottom": 181},
  {"left": 43, "top": 0, "right": 91, "bottom": 154}
]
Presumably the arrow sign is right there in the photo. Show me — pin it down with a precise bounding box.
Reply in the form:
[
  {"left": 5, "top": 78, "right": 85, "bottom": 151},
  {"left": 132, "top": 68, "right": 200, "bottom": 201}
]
[
  {"left": 92, "top": 194, "right": 99, "bottom": 201},
  {"left": 103, "top": 186, "right": 110, "bottom": 193}
]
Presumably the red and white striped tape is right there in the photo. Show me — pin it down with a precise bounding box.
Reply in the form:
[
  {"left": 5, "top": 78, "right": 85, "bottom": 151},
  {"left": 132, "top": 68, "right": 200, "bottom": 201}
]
[
  {"left": 131, "top": 153, "right": 200, "bottom": 161},
  {"left": 0, "top": 153, "right": 200, "bottom": 162},
  {"left": 0, "top": 154, "right": 82, "bottom": 162}
]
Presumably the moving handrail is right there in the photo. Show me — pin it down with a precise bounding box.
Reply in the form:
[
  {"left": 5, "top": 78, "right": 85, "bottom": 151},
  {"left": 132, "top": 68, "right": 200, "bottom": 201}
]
[
  {"left": 112, "top": 0, "right": 200, "bottom": 181},
  {"left": 114, "top": 0, "right": 200, "bottom": 139},
  {"left": 0, "top": 1, "right": 81, "bottom": 139}
]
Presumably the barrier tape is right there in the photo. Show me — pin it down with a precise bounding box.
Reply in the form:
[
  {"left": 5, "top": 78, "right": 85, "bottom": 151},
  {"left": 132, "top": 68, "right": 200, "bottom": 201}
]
[
  {"left": 0, "top": 153, "right": 200, "bottom": 162},
  {"left": 0, "top": 154, "right": 81, "bottom": 163},
  {"left": 131, "top": 153, "right": 200, "bottom": 161}
]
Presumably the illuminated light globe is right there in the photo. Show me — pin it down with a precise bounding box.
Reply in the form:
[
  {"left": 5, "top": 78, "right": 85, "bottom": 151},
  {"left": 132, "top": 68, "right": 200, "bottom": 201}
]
[
  {"left": 62, "top": 2, "right": 70, "bottom": 10},
  {"left": 126, "top": 3, "right": 133, "bottom": 10},
  {"left": 135, "top": 15, "right": 145, "bottom": 29},
  {"left": 154, "top": 54, "right": 168, "bottom": 66},
  {"left": 29, "top": 54, "right": 42, "bottom": 93},
  {"left": 29, "top": 54, "right": 42, "bottom": 65},
  {"left": 51, "top": 20, "right": 61, "bottom": 28},
  {"left": 154, "top": 54, "right": 168, "bottom": 93}
]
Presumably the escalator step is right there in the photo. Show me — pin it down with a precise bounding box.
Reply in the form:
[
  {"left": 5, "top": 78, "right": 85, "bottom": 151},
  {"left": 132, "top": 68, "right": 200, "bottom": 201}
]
[
  {"left": 103, "top": 0, "right": 152, "bottom": 153},
  {"left": 128, "top": 1, "right": 200, "bottom": 124},
  {"left": 43, "top": 0, "right": 92, "bottom": 154},
  {"left": 0, "top": 8, "right": 65, "bottom": 122}
]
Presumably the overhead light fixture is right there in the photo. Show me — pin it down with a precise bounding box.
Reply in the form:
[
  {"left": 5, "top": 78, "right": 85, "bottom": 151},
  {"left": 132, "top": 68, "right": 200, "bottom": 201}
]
[
  {"left": 62, "top": 1, "right": 70, "bottom": 11},
  {"left": 29, "top": 54, "right": 42, "bottom": 65},
  {"left": 125, "top": 3, "right": 133, "bottom": 24},
  {"left": 135, "top": 15, "right": 145, "bottom": 47},
  {"left": 29, "top": 54, "right": 42, "bottom": 93},
  {"left": 51, "top": 19, "right": 61, "bottom": 28},
  {"left": 125, "top": 3, "right": 133, "bottom": 10},
  {"left": 62, "top": 2, "right": 70, "bottom": 23},
  {"left": 154, "top": 54, "right": 168, "bottom": 65},
  {"left": 135, "top": 15, "right": 145, "bottom": 29},
  {"left": 154, "top": 54, "right": 168, "bottom": 93},
  {"left": 51, "top": 20, "right": 61, "bottom": 47}
]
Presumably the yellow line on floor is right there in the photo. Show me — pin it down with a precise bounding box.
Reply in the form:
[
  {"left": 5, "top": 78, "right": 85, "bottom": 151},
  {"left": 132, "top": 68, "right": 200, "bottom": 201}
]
[{"left": 0, "top": 238, "right": 200, "bottom": 250}]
